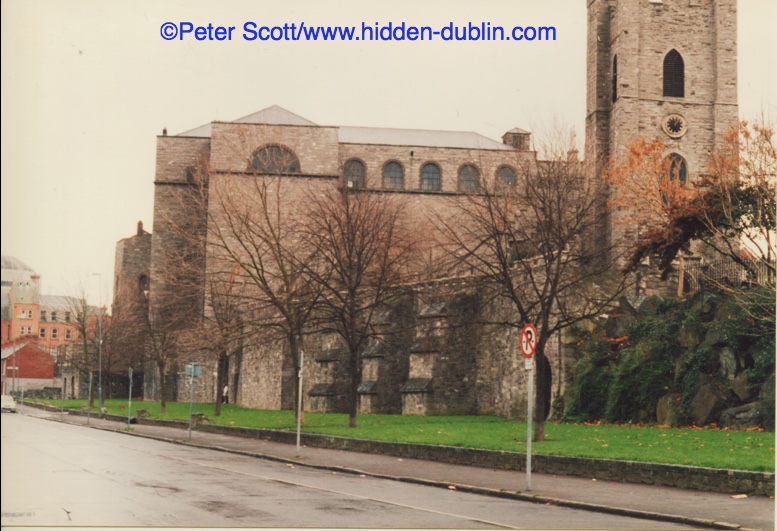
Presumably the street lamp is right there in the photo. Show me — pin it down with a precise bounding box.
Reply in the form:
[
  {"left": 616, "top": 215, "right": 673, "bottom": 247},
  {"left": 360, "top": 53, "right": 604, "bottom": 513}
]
[{"left": 93, "top": 272, "right": 103, "bottom": 418}]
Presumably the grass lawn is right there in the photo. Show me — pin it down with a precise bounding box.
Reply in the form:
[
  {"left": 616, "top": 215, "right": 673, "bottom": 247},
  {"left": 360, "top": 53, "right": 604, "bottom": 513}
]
[{"left": 43, "top": 398, "right": 775, "bottom": 472}]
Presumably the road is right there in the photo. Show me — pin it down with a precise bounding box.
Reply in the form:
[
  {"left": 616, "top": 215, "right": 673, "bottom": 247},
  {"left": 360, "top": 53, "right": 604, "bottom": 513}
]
[{"left": 2, "top": 412, "right": 701, "bottom": 529}]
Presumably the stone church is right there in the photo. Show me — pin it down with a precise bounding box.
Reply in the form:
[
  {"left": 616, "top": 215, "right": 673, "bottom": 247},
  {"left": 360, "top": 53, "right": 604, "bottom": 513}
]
[{"left": 117, "top": 0, "right": 738, "bottom": 416}]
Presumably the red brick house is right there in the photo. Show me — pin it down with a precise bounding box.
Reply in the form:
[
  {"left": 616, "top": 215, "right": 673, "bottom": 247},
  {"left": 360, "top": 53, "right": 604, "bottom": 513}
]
[{"left": 1, "top": 342, "right": 56, "bottom": 395}]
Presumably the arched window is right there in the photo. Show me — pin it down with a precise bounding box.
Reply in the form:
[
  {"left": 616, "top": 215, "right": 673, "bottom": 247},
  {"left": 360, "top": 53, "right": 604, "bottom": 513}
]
[
  {"left": 612, "top": 55, "right": 618, "bottom": 102},
  {"left": 458, "top": 164, "right": 480, "bottom": 192},
  {"left": 663, "top": 49, "right": 684, "bottom": 98},
  {"left": 344, "top": 159, "right": 366, "bottom": 189},
  {"left": 420, "top": 163, "right": 441, "bottom": 191},
  {"left": 666, "top": 153, "right": 687, "bottom": 183},
  {"left": 251, "top": 145, "right": 300, "bottom": 173},
  {"left": 383, "top": 161, "right": 404, "bottom": 189},
  {"left": 495, "top": 166, "right": 516, "bottom": 192}
]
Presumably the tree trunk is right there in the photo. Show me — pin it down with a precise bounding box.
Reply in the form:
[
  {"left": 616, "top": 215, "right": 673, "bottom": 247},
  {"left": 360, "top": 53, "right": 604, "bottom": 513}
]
[
  {"left": 533, "top": 341, "right": 548, "bottom": 442},
  {"left": 158, "top": 361, "right": 167, "bottom": 414},
  {"left": 214, "top": 351, "right": 228, "bottom": 417},
  {"left": 290, "top": 333, "right": 306, "bottom": 425},
  {"left": 348, "top": 346, "right": 360, "bottom": 428}
]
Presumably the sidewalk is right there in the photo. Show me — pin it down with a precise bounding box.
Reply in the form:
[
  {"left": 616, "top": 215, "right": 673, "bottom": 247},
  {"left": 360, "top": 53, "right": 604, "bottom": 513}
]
[{"left": 22, "top": 405, "right": 775, "bottom": 530}]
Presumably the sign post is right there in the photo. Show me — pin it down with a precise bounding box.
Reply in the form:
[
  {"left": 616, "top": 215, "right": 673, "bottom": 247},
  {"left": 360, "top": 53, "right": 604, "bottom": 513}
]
[
  {"left": 127, "top": 367, "right": 133, "bottom": 428},
  {"left": 296, "top": 349, "right": 304, "bottom": 458},
  {"left": 520, "top": 323, "right": 537, "bottom": 491}
]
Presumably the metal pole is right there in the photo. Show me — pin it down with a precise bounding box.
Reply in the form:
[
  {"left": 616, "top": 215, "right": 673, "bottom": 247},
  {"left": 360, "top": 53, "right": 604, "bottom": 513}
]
[
  {"left": 296, "top": 349, "right": 304, "bottom": 458},
  {"left": 127, "top": 368, "right": 133, "bottom": 428},
  {"left": 94, "top": 273, "right": 103, "bottom": 418},
  {"left": 87, "top": 371, "right": 93, "bottom": 426},
  {"left": 61, "top": 377, "right": 66, "bottom": 418},
  {"left": 188, "top": 364, "right": 194, "bottom": 440},
  {"left": 526, "top": 362, "right": 534, "bottom": 491}
]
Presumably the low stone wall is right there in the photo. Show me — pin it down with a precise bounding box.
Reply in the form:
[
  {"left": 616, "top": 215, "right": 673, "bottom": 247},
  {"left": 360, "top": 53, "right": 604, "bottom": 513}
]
[{"left": 195, "top": 424, "right": 774, "bottom": 496}]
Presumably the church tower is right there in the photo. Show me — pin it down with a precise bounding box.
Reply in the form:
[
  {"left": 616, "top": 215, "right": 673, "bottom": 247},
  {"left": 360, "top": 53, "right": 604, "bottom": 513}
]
[{"left": 585, "top": 0, "right": 738, "bottom": 253}]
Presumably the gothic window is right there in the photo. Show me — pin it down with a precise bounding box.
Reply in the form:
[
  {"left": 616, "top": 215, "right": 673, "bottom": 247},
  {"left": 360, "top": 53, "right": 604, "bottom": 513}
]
[
  {"left": 344, "top": 159, "right": 366, "bottom": 189},
  {"left": 612, "top": 55, "right": 618, "bottom": 102},
  {"left": 420, "top": 163, "right": 441, "bottom": 191},
  {"left": 458, "top": 164, "right": 480, "bottom": 192},
  {"left": 666, "top": 153, "right": 688, "bottom": 183},
  {"left": 663, "top": 50, "right": 685, "bottom": 98},
  {"left": 382, "top": 161, "right": 404, "bottom": 189},
  {"left": 251, "top": 145, "right": 301, "bottom": 173}
]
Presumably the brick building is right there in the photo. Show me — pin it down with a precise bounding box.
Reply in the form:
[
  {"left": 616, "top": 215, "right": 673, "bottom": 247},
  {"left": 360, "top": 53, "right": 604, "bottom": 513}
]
[
  {"left": 1, "top": 260, "right": 80, "bottom": 357},
  {"left": 130, "top": 0, "right": 738, "bottom": 416},
  {"left": 1, "top": 342, "right": 56, "bottom": 395}
]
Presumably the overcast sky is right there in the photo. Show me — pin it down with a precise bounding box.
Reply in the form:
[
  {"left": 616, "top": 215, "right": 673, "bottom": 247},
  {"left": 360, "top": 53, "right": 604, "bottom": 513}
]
[{"left": 2, "top": 0, "right": 775, "bottom": 306}]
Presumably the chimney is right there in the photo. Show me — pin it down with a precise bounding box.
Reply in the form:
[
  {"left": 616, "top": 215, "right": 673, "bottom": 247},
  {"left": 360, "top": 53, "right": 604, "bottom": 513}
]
[{"left": 137, "top": 220, "right": 144, "bottom": 236}]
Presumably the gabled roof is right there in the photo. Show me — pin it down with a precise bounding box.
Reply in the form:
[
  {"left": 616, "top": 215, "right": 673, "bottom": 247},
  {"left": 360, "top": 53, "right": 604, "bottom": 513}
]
[
  {"left": 505, "top": 127, "right": 531, "bottom": 135},
  {"left": 235, "top": 105, "right": 317, "bottom": 126},
  {"left": 177, "top": 105, "right": 317, "bottom": 137},
  {"left": 1, "top": 343, "right": 27, "bottom": 360}
]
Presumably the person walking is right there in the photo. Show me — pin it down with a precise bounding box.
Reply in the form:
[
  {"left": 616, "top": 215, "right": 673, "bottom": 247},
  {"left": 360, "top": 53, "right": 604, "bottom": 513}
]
[{"left": 222, "top": 384, "right": 229, "bottom": 404}]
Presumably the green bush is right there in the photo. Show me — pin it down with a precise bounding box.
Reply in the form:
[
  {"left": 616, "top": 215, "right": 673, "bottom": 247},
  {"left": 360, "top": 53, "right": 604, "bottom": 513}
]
[
  {"left": 563, "top": 332, "right": 617, "bottom": 422},
  {"left": 563, "top": 289, "right": 776, "bottom": 427}
]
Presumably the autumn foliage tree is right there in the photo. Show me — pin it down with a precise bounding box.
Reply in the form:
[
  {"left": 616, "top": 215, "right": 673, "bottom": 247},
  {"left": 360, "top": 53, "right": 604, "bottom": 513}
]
[{"left": 614, "top": 121, "right": 776, "bottom": 289}]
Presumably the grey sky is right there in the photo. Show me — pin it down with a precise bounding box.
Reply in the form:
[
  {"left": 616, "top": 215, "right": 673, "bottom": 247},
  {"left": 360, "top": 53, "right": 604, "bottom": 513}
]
[{"left": 2, "top": 0, "right": 775, "bottom": 306}]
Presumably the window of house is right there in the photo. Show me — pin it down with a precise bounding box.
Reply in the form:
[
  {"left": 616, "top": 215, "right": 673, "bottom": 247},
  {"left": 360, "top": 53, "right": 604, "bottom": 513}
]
[
  {"left": 458, "top": 164, "right": 480, "bottom": 192},
  {"left": 382, "top": 161, "right": 404, "bottom": 189},
  {"left": 51, "top": 311, "right": 57, "bottom": 322},
  {"left": 27, "top": 309, "right": 33, "bottom": 319},
  {"left": 250, "top": 145, "right": 300, "bottom": 173},
  {"left": 663, "top": 49, "right": 684, "bottom": 98},
  {"left": 344, "top": 159, "right": 366, "bottom": 189},
  {"left": 26, "top": 326, "right": 32, "bottom": 335},
  {"left": 41, "top": 310, "right": 47, "bottom": 321},
  {"left": 65, "top": 311, "right": 71, "bottom": 323},
  {"left": 666, "top": 153, "right": 688, "bottom": 183},
  {"left": 52, "top": 328, "right": 59, "bottom": 339},
  {"left": 420, "top": 163, "right": 441, "bottom": 191},
  {"left": 66, "top": 329, "right": 72, "bottom": 340},
  {"left": 20, "top": 326, "right": 24, "bottom": 336},
  {"left": 40, "top": 328, "right": 46, "bottom": 339}
]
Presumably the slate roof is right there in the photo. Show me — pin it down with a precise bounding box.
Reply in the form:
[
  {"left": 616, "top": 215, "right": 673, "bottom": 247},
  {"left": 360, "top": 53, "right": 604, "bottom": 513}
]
[
  {"left": 175, "top": 105, "right": 514, "bottom": 151},
  {"left": 339, "top": 126, "right": 512, "bottom": 150}
]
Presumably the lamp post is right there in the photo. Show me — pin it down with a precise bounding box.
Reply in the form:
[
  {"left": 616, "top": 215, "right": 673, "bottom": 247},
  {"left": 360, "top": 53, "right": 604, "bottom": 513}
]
[{"left": 93, "top": 273, "right": 103, "bottom": 418}]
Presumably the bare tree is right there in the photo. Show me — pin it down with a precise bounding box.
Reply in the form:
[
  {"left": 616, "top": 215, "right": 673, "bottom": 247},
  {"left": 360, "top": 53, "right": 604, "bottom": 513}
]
[
  {"left": 438, "top": 132, "right": 629, "bottom": 441},
  {"left": 197, "top": 138, "right": 324, "bottom": 422},
  {"left": 61, "top": 290, "right": 101, "bottom": 407},
  {"left": 299, "top": 187, "right": 416, "bottom": 428}
]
